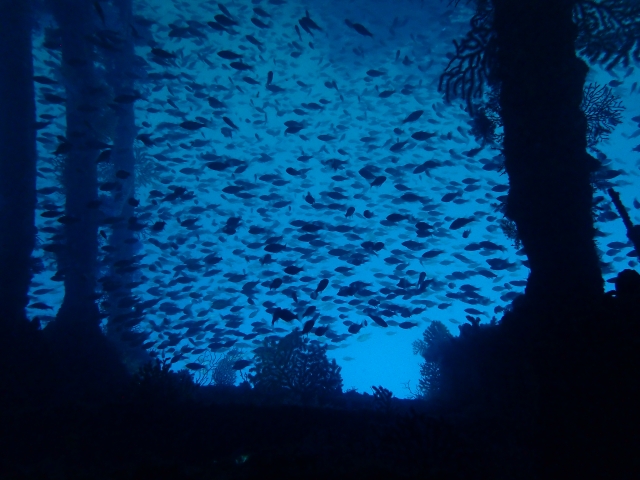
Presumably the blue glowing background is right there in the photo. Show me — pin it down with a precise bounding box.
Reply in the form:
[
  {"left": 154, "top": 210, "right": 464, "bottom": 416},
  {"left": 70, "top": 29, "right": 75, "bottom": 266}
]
[{"left": 29, "top": 0, "right": 640, "bottom": 397}]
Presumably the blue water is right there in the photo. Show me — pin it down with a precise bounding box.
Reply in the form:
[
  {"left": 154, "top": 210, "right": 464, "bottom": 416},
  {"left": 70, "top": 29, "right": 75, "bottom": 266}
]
[{"left": 30, "top": 0, "right": 640, "bottom": 398}]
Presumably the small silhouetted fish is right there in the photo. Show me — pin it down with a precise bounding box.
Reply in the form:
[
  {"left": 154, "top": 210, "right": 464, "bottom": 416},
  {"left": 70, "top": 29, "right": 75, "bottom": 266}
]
[
  {"left": 30, "top": 302, "right": 53, "bottom": 310},
  {"left": 223, "top": 116, "right": 239, "bottom": 130},
  {"left": 370, "top": 315, "right": 388, "bottom": 327},
  {"left": 284, "top": 265, "right": 303, "bottom": 275},
  {"left": 95, "top": 149, "right": 111, "bottom": 163},
  {"left": 421, "top": 249, "right": 444, "bottom": 259},
  {"left": 33, "top": 75, "right": 58, "bottom": 85},
  {"left": 272, "top": 307, "right": 297, "bottom": 324},
  {"left": 218, "top": 3, "right": 233, "bottom": 17},
  {"left": 218, "top": 50, "right": 242, "bottom": 60},
  {"left": 251, "top": 17, "right": 269, "bottom": 28},
  {"left": 310, "top": 278, "right": 329, "bottom": 300},
  {"left": 386, "top": 213, "right": 406, "bottom": 222},
  {"left": 215, "top": 14, "right": 237, "bottom": 26},
  {"left": 246, "top": 34, "right": 263, "bottom": 47},
  {"left": 370, "top": 176, "right": 386, "bottom": 187},
  {"left": 390, "top": 140, "right": 408, "bottom": 152},
  {"left": 442, "top": 192, "right": 459, "bottom": 202},
  {"left": 54, "top": 142, "right": 72, "bottom": 155},
  {"left": 411, "top": 131, "right": 436, "bottom": 141},
  {"left": 305, "top": 192, "right": 315, "bottom": 205},
  {"left": 232, "top": 359, "right": 252, "bottom": 370},
  {"left": 318, "top": 134, "right": 335, "bottom": 141},
  {"left": 185, "top": 362, "right": 206, "bottom": 370},
  {"left": 208, "top": 97, "right": 226, "bottom": 108},
  {"left": 37, "top": 186, "right": 60, "bottom": 195},
  {"left": 402, "top": 240, "right": 425, "bottom": 251},
  {"left": 264, "top": 243, "right": 286, "bottom": 253},
  {"left": 450, "top": 217, "right": 474, "bottom": 230},
  {"left": 151, "top": 221, "right": 166, "bottom": 232},
  {"left": 230, "top": 61, "right": 252, "bottom": 71},
  {"left": 398, "top": 321, "right": 418, "bottom": 329},
  {"left": 402, "top": 110, "right": 423, "bottom": 124},
  {"left": 151, "top": 47, "right": 176, "bottom": 59},
  {"left": 348, "top": 322, "right": 364, "bottom": 333},
  {"left": 487, "top": 258, "right": 516, "bottom": 270},
  {"left": 315, "top": 325, "right": 329, "bottom": 336},
  {"left": 301, "top": 319, "right": 316, "bottom": 334},
  {"left": 302, "top": 306, "right": 316, "bottom": 318},
  {"left": 181, "top": 120, "right": 206, "bottom": 130},
  {"left": 299, "top": 12, "right": 322, "bottom": 34},
  {"left": 345, "top": 19, "right": 372, "bottom": 37}
]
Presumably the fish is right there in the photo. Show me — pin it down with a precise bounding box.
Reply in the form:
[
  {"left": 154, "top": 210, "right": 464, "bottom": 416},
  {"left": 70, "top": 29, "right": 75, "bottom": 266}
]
[
  {"left": 345, "top": 19, "right": 373, "bottom": 37},
  {"left": 180, "top": 120, "right": 206, "bottom": 130},
  {"left": 246, "top": 34, "right": 263, "bottom": 47},
  {"left": 218, "top": 50, "right": 242, "bottom": 60},
  {"left": 214, "top": 14, "right": 237, "bottom": 27},
  {"left": 370, "top": 176, "right": 387, "bottom": 187},
  {"left": 272, "top": 307, "right": 297, "bottom": 324},
  {"left": 348, "top": 322, "right": 363, "bottom": 334},
  {"left": 230, "top": 61, "right": 252, "bottom": 71},
  {"left": 232, "top": 359, "right": 252, "bottom": 370},
  {"left": 223, "top": 116, "right": 239, "bottom": 130},
  {"left": 402, "top": 110, "right": 424, "bottom": 124},
  {"left": 251, "top": 17, "right": 269, "bottom": 29},
  {"left": 411, "top": 131, "right": 436, "bottom": 141},
  {"left": 299, "top": 11, "right": 322, "bottom": 35},
  {"left": 398, "top": 321, "right": 418, "bottom": 329},
  {"left": 450, "top": 217, "right": 475, "bottom": 230}
]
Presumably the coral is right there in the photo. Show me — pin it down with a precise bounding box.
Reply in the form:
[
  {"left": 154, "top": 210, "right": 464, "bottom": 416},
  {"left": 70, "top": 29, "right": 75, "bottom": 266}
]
[
  {"left": 581, "top": 83, "right": 624, "bottom": 147},
  {"left": 499, "top": 218, "right": 522, "bottom": 249},
  {"left": 134, "top": 145, "right": 160, "bottom": 188},
  {"left": 574, "top": 0, "right": 640, "bottom": 69},
  {"left": 129, "top": 357, "right": 196, "bottom": 404},
  {"left": 372, "top": 385, "right": 395, "bottom": 414},
  {"left": 248, "top": 330, "right": 342, "bottom": 405},
  {"left": 413, "top": 321, "right": 453, "bottom": 399},
  {"left": 438, "top": 1, "right": 497, "bottom": 114},
  {"left": 211, "top": 348, "right": 242, "bottom": 386}
]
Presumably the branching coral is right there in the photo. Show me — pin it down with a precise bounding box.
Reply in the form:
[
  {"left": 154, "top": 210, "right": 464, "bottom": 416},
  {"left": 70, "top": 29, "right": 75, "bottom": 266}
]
[
  {"left": 211, "top": 348, "right": 243, "bottom": 386},
  {"left": 190, "top": 349, "right": 243, "bottom": 386},
  {"left": 442, "top": 0, "right": 638, "bottom": 118},
  {"left": 413, "top": 321, "right": 453, "bottom": 399},
  {"left": 248, "top": 330, "right": 342, "bottom": 405},
  {"left": 372, "top": 385, "right": 395, "bottom": 414},
  {"left": 581, "top": 83, "right": 624, "bottom": 147},
  {"left": 574, "top": 0, "right": 640, "bottom": 69},
  {"left": 438, "top": 1, "right": 497, "bottom": 114},
  {"left": 134, "top": 145, "right": 160, "bottom": 188},
  {"left": 499, "top": 218, "right": 522, "bottom": 249},
  {"left": 130, "top": 357, "right": 196, "bottom": 403}
]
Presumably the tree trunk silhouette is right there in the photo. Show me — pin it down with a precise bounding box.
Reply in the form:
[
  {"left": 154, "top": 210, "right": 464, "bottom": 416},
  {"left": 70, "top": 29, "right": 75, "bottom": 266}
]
[
  {"left": 48, "top": 0, "right": 102, "bottom": 331},
  {"left": 0, "top": 0, "right": 38, "bottom": 330},
  {"left": 493, "top": 0, "right": 604, "bottom": 314},
  {"left": 104, "top": 0, "right": 151, "bottom": 369}
]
